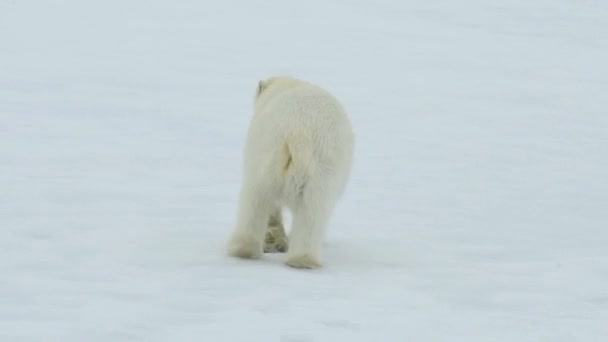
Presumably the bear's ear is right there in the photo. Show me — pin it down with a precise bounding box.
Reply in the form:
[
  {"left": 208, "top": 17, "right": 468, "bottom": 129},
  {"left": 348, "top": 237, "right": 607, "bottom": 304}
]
[{"left": 256, "top": 80, "right": 267, "bottom": 97}]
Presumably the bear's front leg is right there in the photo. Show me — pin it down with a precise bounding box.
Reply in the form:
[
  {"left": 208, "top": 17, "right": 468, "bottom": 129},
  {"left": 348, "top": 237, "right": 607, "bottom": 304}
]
[{"left": 264, "top": 209, "right": 289, "bottom": 253}]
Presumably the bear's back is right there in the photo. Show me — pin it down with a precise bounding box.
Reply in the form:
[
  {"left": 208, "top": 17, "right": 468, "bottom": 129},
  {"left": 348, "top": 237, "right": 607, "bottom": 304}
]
[{"left": 254, "top": 78, "right": 351, "bottom": 141}]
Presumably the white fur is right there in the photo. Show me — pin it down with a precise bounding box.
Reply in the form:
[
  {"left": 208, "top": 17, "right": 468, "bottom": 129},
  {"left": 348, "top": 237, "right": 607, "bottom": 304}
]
[{"left": 227, "top": 76, "right": 355, "bottom": 269}]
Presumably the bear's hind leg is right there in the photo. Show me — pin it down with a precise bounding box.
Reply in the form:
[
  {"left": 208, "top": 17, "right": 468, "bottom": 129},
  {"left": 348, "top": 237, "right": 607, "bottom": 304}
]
[
  {"left": 286, "top": 188, "right": 334, "bottom": 269},
  {"left": 227, "top": 181, "right": 276, "bottom": 260},
  {"left": 264, "top": 208, "right": 288, "bottom": 253}
]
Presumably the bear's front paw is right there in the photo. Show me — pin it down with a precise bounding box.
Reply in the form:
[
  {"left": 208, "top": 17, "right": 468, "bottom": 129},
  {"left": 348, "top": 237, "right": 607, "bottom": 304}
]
[
  {"left": 264, "top": 227, "right": 289, "bottom": 253},
  {"left": 285, "top": 254, "right": 322, "bottom": 269},
  {"left": 227, "top": 234, "right": 263, "bottom": 260}
]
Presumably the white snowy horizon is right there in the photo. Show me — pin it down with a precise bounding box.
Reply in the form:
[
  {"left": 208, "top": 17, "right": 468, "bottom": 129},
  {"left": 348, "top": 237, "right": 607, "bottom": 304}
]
[{"left": 1, "top": 0, "right": 607, "bottom": 341}]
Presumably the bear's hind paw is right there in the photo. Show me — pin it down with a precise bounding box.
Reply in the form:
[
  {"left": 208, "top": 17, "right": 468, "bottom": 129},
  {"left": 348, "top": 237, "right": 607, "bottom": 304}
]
[
  {"left": 285, "top": 254, "right": 322, "bottom": 269},
  {"left": 227, "top": 235, "right": 263, "bottom": 260}
]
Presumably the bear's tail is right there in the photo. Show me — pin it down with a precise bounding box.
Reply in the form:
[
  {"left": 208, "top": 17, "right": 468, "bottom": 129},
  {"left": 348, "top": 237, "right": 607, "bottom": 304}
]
[{"left": 282, "top": 136, "right": 314, "bottom": 197}]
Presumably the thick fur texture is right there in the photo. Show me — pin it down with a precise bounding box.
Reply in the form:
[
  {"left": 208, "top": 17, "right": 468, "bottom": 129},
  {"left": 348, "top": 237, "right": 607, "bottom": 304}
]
[{"left": 227, "top": 76, "right": 355, "bottom": 269}]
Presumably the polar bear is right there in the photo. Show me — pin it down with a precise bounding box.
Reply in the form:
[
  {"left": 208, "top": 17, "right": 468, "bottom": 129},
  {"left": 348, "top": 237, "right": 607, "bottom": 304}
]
[{"left": 227, "top": 76, "right": 355, "bottom": 269}]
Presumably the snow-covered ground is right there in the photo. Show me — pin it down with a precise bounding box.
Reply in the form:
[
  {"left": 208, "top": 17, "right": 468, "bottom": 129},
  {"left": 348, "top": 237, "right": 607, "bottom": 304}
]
[{"left": 2, "top": 0, "right": 607, "bottom": 340}]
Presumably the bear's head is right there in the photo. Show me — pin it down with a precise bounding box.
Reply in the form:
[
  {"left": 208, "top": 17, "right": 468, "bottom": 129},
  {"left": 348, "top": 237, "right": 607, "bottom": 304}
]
[
  {"left": 253, "top": 76, "right": 311, "bottom": 114},
  {"left": 255, "top": 76, "right": 304, "bottom": 100}
]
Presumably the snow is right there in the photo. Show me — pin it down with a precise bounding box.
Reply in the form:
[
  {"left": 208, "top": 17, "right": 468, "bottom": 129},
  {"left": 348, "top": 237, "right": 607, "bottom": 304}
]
[{"left": 1, "top": 0, "right": 608, "bottom": 340}]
